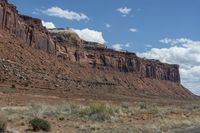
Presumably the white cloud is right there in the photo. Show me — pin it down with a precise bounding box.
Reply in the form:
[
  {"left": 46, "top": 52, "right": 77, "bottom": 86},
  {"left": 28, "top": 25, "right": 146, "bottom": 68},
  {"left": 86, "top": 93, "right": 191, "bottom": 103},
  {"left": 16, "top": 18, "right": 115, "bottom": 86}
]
[
  {"left": 106, "top": 24, "right": 111, "bottom": 28},
  {"left": 112, "top": 43, "right": 130, "bottom": 51},
  {"left": 138, "top": 38, "right": 200, "bottom": 95},
  {"left": 159, "top": 38, "right": 193, "bottom": 45},
  {"left": 159, "top": 38, "right": 173, "bottom": 44},
  {"left": 125, "top": 43, "right": 130, "bottom": 47},
  {"left": 117, "top": 7, "right": 132, "bottom": 15},
  {"left": 42, "top": 20, "right": 56, "bottom": 29},
  {"left": 112, "top": 44, "right": 123, "bottom": 51},
  {"left": 72, "top": 28, "right": 105, "bottom": 44},
  {"left": 130, "top": 28, "right": 138, "bottom": 32},
  {"left": 42, "top": 6, "right": 89, "bottom": 21}
]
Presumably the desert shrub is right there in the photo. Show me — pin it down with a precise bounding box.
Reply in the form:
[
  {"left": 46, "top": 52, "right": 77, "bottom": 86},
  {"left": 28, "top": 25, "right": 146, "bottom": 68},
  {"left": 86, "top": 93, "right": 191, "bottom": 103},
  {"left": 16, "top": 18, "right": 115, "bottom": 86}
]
[
  {"left": 139, "top": 102, "right": 147, "bottom": 110},
  {"left": 80, "top": 103, "right": 114, "bottom": 121},
  {"left": 0, "top": 114, "right": 7, "bottom": 132},
  {"left": 29, "top": 118, "right": 51, "bottom": 132},
  {"left": 149, "top": 107, "right": 159, "bottom": 117}
]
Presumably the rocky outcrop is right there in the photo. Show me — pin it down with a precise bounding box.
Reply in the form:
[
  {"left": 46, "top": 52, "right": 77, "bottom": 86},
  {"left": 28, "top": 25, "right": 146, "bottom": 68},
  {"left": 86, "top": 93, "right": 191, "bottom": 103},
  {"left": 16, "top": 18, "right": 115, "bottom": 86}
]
[
  {"left": 91, "top": 48, "right": 180, "bottom": 83},
  {"left": 49, "top": 29, "right": 105, "bottom": 48},
  {"left": 84, "top": 48, "right": 180, "bottom": 83},
  {"left": 0, "top": 0, "right": 56, "bottom": 54},
  {"left": 50, "top": 30, "right": 180, "bottom": 83},
  {"left": 0, "top": 0, "right": 180, "bottom": 84}
]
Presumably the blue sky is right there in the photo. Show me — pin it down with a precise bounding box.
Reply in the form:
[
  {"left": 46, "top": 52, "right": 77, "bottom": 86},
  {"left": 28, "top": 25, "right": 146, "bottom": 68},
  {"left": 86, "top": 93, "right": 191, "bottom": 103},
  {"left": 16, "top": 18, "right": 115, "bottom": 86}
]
[
  {"left": 9, "top": 0, "right": 200, "bottom": 95},
  {"left": 9, "top": 0, "right": 200, "bottom": 52}
]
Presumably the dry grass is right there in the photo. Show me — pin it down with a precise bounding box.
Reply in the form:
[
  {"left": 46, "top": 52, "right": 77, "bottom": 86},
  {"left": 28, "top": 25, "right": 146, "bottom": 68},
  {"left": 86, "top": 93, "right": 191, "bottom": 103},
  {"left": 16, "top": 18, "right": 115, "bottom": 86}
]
[
  {"left": 0, "top": 101, "right": 200, "bottom": 133},
  {"left": 79, "top": 103, "right": 114, "bottom": 121}
]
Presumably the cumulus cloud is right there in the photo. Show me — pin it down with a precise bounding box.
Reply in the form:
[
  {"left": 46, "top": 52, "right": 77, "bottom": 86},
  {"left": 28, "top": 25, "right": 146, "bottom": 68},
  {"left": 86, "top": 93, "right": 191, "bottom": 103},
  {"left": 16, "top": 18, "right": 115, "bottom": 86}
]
[
  {"left": 72, "top": 28, "right": 105, "bottom": 44},
  {"left": 42, "top": 20, "right": 56, "bottom": 29},
  {"left": 42, "top": 6, "right": 89, "bottom": 21},
  {"left": 159, "top": 38, "right": 193, "bottom": 45},
  {"left": 112, "top": 43, "right": 130, "bottom": 51},
  {"left": 117, "top": 7, "right": 132, "bottom": 15},
  {"left": 138, "top": 38, "right": 200, "bottom": 95},
  {"left": 112, "top": 44, "right": 123, "bottom": 51},
  {"left": 129, "top": 28, "right": 138, "bottom": 32}
]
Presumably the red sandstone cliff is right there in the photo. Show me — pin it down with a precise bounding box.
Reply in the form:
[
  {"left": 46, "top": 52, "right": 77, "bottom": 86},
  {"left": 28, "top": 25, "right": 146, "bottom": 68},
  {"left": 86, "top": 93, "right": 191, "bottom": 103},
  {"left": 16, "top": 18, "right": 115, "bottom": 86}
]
[
  {"left": 0, "top": 0, "right": 55, "bottom": 54},
  {"left": 0, "top": 0, "right": 180, "bottom": 83},
  {"left": 0, "top": 0, "right": 196, "bottom": 99},
  {"left": 50, "top": 29, "right": 181, "bottom": 83}
]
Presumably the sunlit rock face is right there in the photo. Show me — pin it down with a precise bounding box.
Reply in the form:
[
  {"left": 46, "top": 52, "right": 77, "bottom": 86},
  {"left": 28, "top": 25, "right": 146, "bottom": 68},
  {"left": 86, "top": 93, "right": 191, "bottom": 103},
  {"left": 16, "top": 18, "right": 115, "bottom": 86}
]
[
  {"left": 0, "top": 0, "right": 56, "bottom": 54},
  {"left": 0, "top": 0, "right": 180, "bottom": 83},
  {"left": 50, "top": 29, "right": 180, "bottom": 83}
]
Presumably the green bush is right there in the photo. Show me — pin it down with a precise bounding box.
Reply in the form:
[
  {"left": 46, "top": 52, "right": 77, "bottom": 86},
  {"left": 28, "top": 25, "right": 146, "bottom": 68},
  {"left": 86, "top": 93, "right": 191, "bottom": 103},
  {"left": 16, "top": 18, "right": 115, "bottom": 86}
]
[
  {"left": 0, "top": 114, "right": 7, "bottom": 132},
  {"left": 80, "top": 103, "right": 114, "bottom": 121},
  {"left": 29, "top": 118, "right": 51, "bottom": 132}
]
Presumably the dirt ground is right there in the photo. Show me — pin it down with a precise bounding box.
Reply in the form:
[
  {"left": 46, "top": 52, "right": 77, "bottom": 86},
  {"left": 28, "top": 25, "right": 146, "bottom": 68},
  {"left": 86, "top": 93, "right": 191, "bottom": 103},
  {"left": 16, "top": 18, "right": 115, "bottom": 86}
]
[{"left": 0, "top": 89, "right": 200, "bottom": 133}]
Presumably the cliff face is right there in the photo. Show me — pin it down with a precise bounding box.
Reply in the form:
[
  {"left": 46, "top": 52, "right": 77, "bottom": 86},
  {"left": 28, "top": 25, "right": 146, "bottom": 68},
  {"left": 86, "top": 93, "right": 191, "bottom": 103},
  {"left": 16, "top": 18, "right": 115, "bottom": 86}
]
[
  {"left": 0, "top": 0, "right": 180, "bottom": 83},
  {"left": 82, "top": 48, "right": 180, "bottom": 83},
  {"left": 50, "top": 30, "right": 180, "bottom": 83},
  {"left": 0, "top": 0, "right": 196, "bottom": 99},
  {"left": 0, "top": 0, "right": 55, "bottom": 54}
]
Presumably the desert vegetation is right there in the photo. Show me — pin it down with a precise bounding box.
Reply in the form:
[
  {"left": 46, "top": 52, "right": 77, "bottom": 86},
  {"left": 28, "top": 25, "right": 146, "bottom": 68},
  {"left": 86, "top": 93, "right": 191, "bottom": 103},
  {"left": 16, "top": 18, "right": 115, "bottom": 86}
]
[
  {"left": 0, "top": 100, "right": 200, "bottom": 133},
  {"left": 79, "top": 103, "right": 114, "bottom": 121},
  {"left": 29, "top": 118, "right": 51, "bottom": 132}
]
